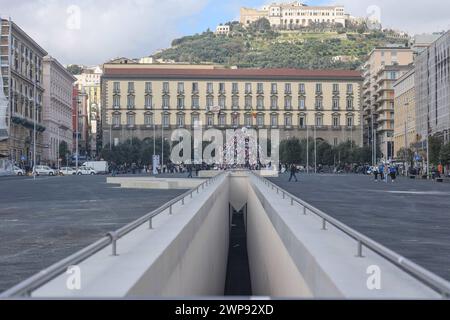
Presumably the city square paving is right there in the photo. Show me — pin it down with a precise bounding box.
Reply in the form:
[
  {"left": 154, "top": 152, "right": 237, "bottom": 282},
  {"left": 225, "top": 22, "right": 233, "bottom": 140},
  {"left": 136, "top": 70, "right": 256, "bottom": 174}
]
[
  {"left": 0, "top": 175, "right": 186, "bottom": 292},
  {"left": 270, "top": 174, "right": 450, "bottom": 281}
]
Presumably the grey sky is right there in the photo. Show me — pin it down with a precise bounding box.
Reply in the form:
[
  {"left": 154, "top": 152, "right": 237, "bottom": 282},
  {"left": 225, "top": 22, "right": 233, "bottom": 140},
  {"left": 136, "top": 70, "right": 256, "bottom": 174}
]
[{"left": 0, "top": 0, "right": 449, "bottom": 66}]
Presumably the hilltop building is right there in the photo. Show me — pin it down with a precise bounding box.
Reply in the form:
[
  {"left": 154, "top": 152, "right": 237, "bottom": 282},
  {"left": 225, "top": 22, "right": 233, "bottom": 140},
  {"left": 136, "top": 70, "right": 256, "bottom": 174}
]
[{"left": 240, "top": 2, "right": 347, "bottom": 29}]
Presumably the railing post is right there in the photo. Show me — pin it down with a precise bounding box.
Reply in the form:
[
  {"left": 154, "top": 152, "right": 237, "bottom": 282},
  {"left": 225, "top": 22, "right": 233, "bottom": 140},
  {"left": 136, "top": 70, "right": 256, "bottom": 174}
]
[
  {"left": 357, "top": 241, "right": 364, "bottom": 258},
  {"left": 282, "top": 192, "right": 285, "bottom": 199},
  {"left": 149, "top": 217, "right": 153, "bottom": 229},
  {"left": 190, "top": 191, "right": 193, "bottom": 199},
  {"left": 107, "top": 232, "right": 119, "bottom": 256},
  {"left": 182, "top": 197, "right": 185, "bottom": 205},
  {"left": 291, "top": 197, "right": 294, "bottom": 206},
  {"left": 277, "top": 188, "right": 279, "bottom": 194},
  {"left": 322, "top": 218, "right": 327, "bottom": 231},
  {"left": 169, "top": 205, "right": 173, "bottom": 215},
  {"left": 303, "top": 206, "right": 307, "bottom": 215},
  {"left": 197, "top": 187, "right": 200, "bottom": 194}
]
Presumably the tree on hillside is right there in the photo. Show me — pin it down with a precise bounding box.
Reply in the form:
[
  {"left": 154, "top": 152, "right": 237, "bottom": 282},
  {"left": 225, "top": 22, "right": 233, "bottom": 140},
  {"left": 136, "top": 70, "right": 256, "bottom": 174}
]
[{"left": 249, "top": 18, "right": 271, "bottom": 33}]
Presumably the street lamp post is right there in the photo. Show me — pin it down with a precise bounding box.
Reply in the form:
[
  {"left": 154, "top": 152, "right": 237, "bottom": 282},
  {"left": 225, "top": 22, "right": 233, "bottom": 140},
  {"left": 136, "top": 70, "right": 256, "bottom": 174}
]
[
  {"left": 306, "top": 124, "right": 309, "bottom": 174},
  {"left": 33, "top": 79, "right": 39, "bottom": 180},
  {"left": 76, "top": 97, "right": 80, "bottom": 172},
  {"left": 314, "top": 124, "right": 317, "bottom": 174}
]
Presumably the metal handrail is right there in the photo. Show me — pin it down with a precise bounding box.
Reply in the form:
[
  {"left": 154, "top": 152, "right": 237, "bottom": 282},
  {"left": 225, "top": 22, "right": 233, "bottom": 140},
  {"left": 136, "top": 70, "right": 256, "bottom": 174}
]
[
  {"left": 251, "top": 171, "right": 450, "bottom": 298},
  {"left": 0, "top": 173, "right": 225, "bottom": 298}
]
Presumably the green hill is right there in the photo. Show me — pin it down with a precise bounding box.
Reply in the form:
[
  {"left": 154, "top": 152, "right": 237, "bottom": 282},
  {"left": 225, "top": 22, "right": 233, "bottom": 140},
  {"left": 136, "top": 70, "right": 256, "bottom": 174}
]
[{"left": 154, "top": 20, "right": 410, "bottom": 70}]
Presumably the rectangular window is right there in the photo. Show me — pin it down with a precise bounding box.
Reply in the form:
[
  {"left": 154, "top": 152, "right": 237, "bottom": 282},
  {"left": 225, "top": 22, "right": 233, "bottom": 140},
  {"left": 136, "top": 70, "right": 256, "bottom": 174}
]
[
  {"left": 128, "top": 82, "right": 135, "bottom": 93},
  {"left": 145, "top": 95, "right": 153, "bottom": 109},
  {"left": 177, "top": 96, "right": 185, "bottom": 109},
  {"left": 232, "top": 96, "right": 239, "bottom": 109},
  {"left": 207, "top": 82, "right": 213, "bottom": 94},
  {"left": 127, "top": 114, "right": 135, "bottom": 126},
  {"left": 333, "top": 83, "right": 339, "bottom": 93},
  {"left": 316, "top": 83, "right": 322, "bottom": 94},
  {"left": 332, "top": 98, "right": 339, "bottom": 110},
  {"left": 207, "top": 96, "right": 214, "bottom": 108},
  {"left": 219, "top": 96, "right": 226, "bottom": 109},
  {"left": 285, "top": 83, "right": 292, "bottom": 94},
  {"left": 219, "top": 114, "right": 226, "bottom": 126},
  {"left": 127, "top": 95, "right": 135, "bottom": 109},
  {"left": 347, "top": 84, "right": 353, "bottom": 93},
  {"left": 113, "top": 95, "right": 120, "bottom": 108},
  {"left": 144, "top": 114, "right": 153, "bottom": 126},
  {"left": 207, "top": 115, "right": 214, "bottom": 127},
  {"left": 192, "top": 82, "right": 199, "bottom": 93},
  {"left": 299, "top": 97, "right": 305, "bottom": 110},
  {"left": 271, "top": 83, "right": 277, "bottom": 94},
  {"left": 285, "top": 96, "right": 292, "bottom": 109},
  {"left": 112, "top": 114, "right": 121, "bottom": 126},
  {"left": 299, "top": 116, "right": 305, "bottom": 128},
  {"left": 333, "top": 116, "right": 339, "bottom": 127},
  {"left": 347, "top": 116, "right": 353, "bottom": 127},
  {"left": 192, "top": 114, "right": 200, "bottom": 127},
  {"left": 163, "top": 114, "right": 170, "bottom": 128},
  {"left": 285, "top": 115, "right": 292, "bottom": 126},
  {"left": 271, "top": 115, "right": 278, "bottom": 127},
  {"left": 257, "top": 115, "right": 264, "bottom": 126},
  {"left": 347, "top": 98, "right": 354, "bottom": 110},
  {"left": 245, "top": 96, "right": 252, "bottom": 109},
  {"left": 315, "top": 97, "right": 323, "bottom": 109},
  {"left": 163, "top": 96, "right": 170, "bottom": 109},
  {"left": 219, "top": 83, "right": 226, "bottom": 93},
  {"left": 257, "top": 96, "right": 264, "bottom": 110},
  {"left": 192, "top": 96, "right": 200, "bottom": 109},
  {"left": 232, "top": 114, "right": 239, "bottom": 127},
  {"left": 245, "top": 83, "right": 252, "bottom": 94},
  {"left": 232, "top": 83, "right": 239, "bottom": 94},
  {"left": 315, "top": 116, "right": 323, "bottom": 127},
  {"left": 177, "top": 82, "right": 185, "bottom": 94},
  {"left": 271, "top": 96, "right": 278, "bottom": 109},
  {"left": 163, "top": 82, "right": 170, "bottom": 93},
  {"left": 145, "top": 82, "right": 152, "bottom": 93},
  {"left": 299, "top": 83, "right": 305, "bottom": 94},
  {"left": 257, "top": 83, "right": 264, "bottom": 94},
  {"left": 245, "top": 114, "right": 252, "bottom": 127},
  {"left": 113, "top": 82, "right": 120, "bottom": 93},
  {"left": 177, "top": 114, "right": 185, "bottom": 127}
]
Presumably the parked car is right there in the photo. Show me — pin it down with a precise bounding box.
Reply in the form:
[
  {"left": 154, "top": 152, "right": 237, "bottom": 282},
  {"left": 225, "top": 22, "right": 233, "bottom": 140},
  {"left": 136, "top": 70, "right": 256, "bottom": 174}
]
[
  {"left": 76, "top": 166, "right": 96, "bottom": 175},
  {"left": 59, "top": 167, "right": 76, "bottom": 176},
  {"left": 13, "top": 166, "right": 25, "bottom": 176},
  {"left": 33, "top": 165, "right": 57, "bottom": 176}
]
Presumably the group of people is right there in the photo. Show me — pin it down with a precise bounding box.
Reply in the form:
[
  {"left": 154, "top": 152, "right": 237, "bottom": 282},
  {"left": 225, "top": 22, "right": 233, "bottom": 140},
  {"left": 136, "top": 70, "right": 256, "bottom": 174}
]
[{"left": 371, "top": 163, "right": 398, "bottom": 183}]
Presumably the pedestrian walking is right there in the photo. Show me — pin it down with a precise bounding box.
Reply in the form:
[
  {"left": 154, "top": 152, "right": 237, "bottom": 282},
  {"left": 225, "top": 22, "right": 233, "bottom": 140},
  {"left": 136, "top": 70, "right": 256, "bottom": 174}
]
[
  {"left": 289, "top": 164, "right": 298, "bottom": 182},
  {"left": 373, "top": 166, "right": 379, "bottom": 181},
  {"left": 389, "top": 166, "right": 397, "bottom": 183},
  {"left": 187, "top": 165, "right": 193, "bottom": 178}
]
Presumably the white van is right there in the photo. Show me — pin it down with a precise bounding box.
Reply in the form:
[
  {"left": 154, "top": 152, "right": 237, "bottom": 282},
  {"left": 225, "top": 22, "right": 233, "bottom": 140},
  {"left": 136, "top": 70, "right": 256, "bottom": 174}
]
[{"left": 82, "top": 161, "right": 109, "bottom": 174}]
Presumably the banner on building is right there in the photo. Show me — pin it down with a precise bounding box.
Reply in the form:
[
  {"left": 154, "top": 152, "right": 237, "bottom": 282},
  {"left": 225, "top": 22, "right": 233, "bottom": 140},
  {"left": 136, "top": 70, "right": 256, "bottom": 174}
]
[{"left": 0, "top": 64, "right": 9, "bottom": 141}]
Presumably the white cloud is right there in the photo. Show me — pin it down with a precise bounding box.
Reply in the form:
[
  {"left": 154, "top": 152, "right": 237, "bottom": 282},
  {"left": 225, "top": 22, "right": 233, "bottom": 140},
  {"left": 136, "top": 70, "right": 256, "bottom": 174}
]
[
  {"left": 324, "top": 0, "right": 450, "bottom": 34},
  {"left": 0, "top": 0, "right": 208, "bottom": 65}
]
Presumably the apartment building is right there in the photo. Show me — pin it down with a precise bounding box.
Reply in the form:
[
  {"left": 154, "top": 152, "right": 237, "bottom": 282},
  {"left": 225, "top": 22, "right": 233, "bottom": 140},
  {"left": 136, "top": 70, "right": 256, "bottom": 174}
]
[
  {"left": 101, "top": 64, "right": 363, "bottom": 148},
  {"left": 393, "top": 67, "right": 416, "bottom": 157},
  {"left": 0, "top": 18, "right": 47, "bottom": 167},
  {"left": 75, "top": 66, "right": 103, "bottom": 157},
  {"left": 240, "top": 2, "right": 347, "bottom": 29},
  {"left": 361, "top": 47, "right": 414, "bottom": 162},
  {"left": 415, "top": 31, "right": 450, "bottom": 144},
  {"left": 42, "top": 56, "right": 76, "bottom": 165}
]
